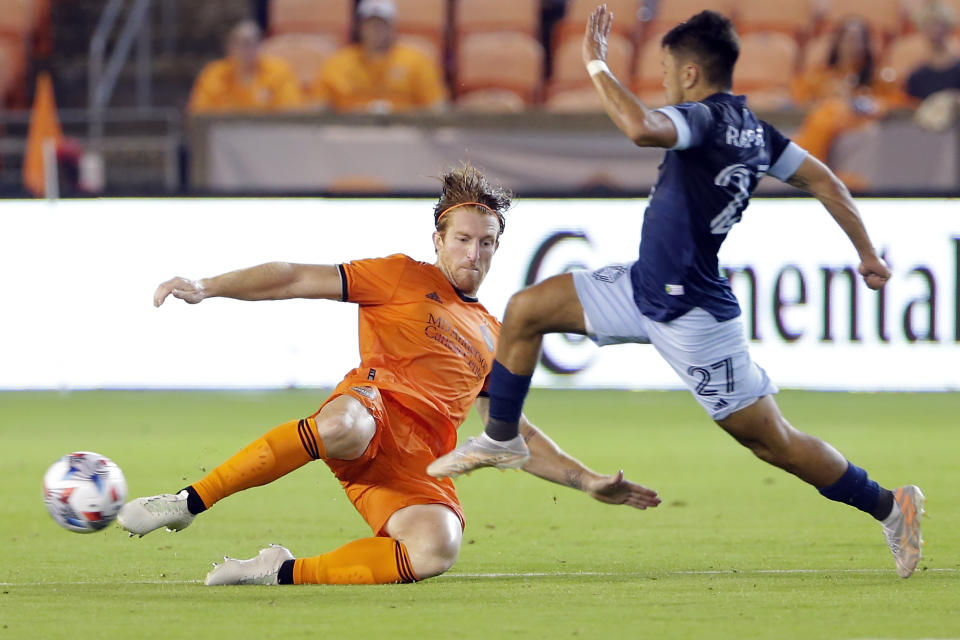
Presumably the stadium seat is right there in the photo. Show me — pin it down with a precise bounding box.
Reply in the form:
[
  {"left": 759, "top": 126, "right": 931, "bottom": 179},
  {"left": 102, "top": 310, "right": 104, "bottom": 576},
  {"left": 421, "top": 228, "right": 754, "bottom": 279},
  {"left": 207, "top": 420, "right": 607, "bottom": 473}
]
[
  {"left": 647, "top": 0, "right": 735, "bottom": 34},
  {"left": 393, "top": 0, "right": 447, "bottom": 61},
  {"left": 259, "top": 33, "right": 340, "bottom": 90},
  {"left": 881, "top": 31, "right": 960, "bottom": 87},
  {"left": 734, "top": 31, "right": 799, "bottom": 110},
  {"left": 632, "top": 31, "right": 666, "bottom": 101},
  {"left": 0, "top": 0, "right": 33, "bottom": 38},
  {"left": 553, "top": 0, "right": 640, "bottom": 49},
  {"left": 733, "top": 0, "right": 815, "bottom": 37},
  {"left": 548, "top": 31, "right": 633, "bottom": 94},
  {"left": 940, "top": 0, "right": 960, "bottom": 23},
  {"left": 455, "top": 32, "right": 544, "bottom": 105},
  {"left": 456, "top": 88, "right": 528, "bottom": 112},
  {"left": 269, "top": 0, "right": 352, "bottom": 42},
  {"left": 396, "top": 33, "right": 442, "bottom": 65},
  {"left": 454, "top": 0, "right": 540, "bottom": 38},
  {"left": 819, "top": 0, "right": 904, "bottom": 40},
  {"left": 543, "top": 86, "right": 605, "bottom": 112}
]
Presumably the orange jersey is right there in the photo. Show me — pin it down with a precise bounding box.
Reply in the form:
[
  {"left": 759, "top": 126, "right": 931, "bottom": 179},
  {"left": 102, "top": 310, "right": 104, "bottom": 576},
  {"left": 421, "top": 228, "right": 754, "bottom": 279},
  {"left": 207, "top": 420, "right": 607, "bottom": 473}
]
[
  {"left": 337, "top": 254, "right": 500, "bottom": 451},
  {"left": 188, "top": 55, "right": 303, "bottom": 114},
  {"left": 311, "top": 43, "right": 447, "bottom": 112}
]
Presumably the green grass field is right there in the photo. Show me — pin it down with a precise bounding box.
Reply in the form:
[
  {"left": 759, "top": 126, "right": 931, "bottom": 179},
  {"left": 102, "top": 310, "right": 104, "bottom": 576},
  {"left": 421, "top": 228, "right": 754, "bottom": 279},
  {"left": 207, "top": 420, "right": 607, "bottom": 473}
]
[{"left": 1, "top": 389, "right": 957, "bottom": 639}]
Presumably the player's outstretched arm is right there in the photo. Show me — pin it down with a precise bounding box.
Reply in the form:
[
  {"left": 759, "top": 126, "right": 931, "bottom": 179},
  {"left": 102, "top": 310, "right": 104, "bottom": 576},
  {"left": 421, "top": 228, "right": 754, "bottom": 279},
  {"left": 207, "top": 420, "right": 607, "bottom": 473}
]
[
  {"left": 583, "top": 5, "right": 676, "bottom": 148},
  {"left": 520, "top": 418, "right": 661, "bottom": 509},
  {"left": 785, "top": 155, "right": 891, "bottom": 291},
  {"left": 472, "top": 396, "right": 660, "bottom": 509},
  {"left": 153, "top": 263, "right": 342, "bottom": 307}
]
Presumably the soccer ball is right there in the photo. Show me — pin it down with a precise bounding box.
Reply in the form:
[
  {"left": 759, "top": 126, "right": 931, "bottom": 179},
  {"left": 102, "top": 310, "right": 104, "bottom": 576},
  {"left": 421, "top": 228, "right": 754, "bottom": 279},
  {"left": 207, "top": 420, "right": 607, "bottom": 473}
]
[{"left": 42, "top": 451, "right": 128, "bottom": 533}]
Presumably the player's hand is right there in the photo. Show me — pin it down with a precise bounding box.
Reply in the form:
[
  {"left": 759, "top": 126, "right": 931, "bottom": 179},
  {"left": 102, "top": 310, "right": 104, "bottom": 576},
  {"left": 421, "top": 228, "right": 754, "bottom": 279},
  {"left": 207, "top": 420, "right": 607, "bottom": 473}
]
[
  {"left": 586, "top": 470, "right": 661, "bottom": 510},
  {"left": 858, "top": 254, "right": 890, "bottom": 291},
  {"left": 154, "top": 276, "right": 208, "bottom": 307},
  {"left": 583, "top": 4, "right": 613, "bottom": 67}
]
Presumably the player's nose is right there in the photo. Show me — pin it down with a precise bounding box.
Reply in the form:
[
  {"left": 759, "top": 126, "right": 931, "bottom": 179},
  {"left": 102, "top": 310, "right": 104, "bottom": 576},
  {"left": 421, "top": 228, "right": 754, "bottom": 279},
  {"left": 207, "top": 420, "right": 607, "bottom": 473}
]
[{"left": 464, "top": 240, "right": 480, "bottom": 261}]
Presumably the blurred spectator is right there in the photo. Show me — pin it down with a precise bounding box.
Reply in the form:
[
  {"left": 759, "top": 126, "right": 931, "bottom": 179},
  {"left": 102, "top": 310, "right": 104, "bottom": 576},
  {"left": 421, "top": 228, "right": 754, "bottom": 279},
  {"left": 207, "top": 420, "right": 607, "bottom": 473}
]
[
  {"left": 904, "top": 1, "right": 960, "bottom": 131},
  {"left": 905, "top": 1, "right": 960, "bottom": 131},
  {"left": 310, "top": 0, "right": 447, "bottom": 113},
  {"left": 906, "top": 1, "right": 960, "bottom": 101},
  {"left": 188, "top": 20, "right": 303, "bottom": 114},
  {"left": 791, "top": 17, "right": 904, "bottom": 189}
]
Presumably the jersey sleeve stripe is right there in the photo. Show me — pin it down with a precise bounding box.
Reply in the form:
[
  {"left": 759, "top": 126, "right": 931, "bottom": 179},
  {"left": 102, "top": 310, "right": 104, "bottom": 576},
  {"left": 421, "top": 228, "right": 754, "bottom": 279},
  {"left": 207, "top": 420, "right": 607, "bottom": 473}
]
[
  {"left": 655, "top": 105, "right": 692, "bottom": 150},
  {"left": 337, "top": 263, "right": 348, "bottom": 301},
  {"left": 768, "top": 141, "right": 808, "bottom": 181}
]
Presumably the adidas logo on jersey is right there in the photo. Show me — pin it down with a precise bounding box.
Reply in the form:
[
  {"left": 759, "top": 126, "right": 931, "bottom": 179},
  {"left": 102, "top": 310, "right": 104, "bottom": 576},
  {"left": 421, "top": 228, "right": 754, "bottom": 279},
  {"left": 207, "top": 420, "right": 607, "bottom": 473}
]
[{"left": 426, "top": 292, "right": 443, "bottom": 303}]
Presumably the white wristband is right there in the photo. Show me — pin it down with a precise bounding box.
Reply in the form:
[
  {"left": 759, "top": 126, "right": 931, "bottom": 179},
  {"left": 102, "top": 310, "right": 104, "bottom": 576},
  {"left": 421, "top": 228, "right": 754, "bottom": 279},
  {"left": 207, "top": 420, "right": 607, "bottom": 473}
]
[{"left": 586, "top": 59, "right": 609, "bottom": 78}]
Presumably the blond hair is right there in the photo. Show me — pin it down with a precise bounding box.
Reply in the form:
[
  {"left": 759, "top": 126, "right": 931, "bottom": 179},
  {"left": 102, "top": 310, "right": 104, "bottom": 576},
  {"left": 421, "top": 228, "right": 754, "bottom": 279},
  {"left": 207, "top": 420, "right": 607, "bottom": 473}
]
[{"left": 433, "top": 163, "right": 512, "bottom": 236}]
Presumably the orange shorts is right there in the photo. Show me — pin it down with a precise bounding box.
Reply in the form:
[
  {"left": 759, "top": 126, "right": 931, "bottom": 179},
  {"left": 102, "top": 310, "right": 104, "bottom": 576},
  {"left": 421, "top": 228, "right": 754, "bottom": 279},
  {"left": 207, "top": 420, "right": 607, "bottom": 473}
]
[{"left": 312, "top": 379, "right": 464, "bottom": 537}]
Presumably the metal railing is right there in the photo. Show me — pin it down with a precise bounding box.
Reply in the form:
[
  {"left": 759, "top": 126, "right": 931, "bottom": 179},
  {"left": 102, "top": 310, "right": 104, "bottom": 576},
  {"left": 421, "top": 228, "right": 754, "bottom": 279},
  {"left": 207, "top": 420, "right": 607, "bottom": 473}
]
[{"left": 88, "top": 0, "right": 154, "bottom": 144}]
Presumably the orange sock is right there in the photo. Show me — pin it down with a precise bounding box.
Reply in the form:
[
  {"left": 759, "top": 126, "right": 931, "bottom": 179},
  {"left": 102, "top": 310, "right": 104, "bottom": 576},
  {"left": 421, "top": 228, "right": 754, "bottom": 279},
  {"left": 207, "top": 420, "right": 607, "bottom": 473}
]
[
  {"left": 292, "top": 538, "right": 418, "bottom": 584},
  {"left": 191, "top": 418, "right": 325, "bottom": 509}
]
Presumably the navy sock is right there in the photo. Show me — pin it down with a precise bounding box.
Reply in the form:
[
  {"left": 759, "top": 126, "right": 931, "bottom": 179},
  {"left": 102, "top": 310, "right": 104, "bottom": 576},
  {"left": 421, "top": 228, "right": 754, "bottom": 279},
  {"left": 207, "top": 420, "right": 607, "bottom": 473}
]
[
  {"left": 818, "top": 462, "right": 894, "bottom": 521},
  {"left": 180, "top": 485, "right": 208, "bottom": 515},
  {"left": 277, "top": 559, "right": 295, "bottom": 585},
  {"left": 484, "top": 360, "right": 532, "bottom": 442}
]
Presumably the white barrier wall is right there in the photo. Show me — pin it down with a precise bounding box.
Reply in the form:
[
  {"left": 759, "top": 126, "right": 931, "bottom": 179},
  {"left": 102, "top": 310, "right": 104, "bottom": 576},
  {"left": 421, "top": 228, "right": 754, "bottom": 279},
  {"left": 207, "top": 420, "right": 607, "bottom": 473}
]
[{"left": 1, "top": 198, "right": 958, "bottom": 390}]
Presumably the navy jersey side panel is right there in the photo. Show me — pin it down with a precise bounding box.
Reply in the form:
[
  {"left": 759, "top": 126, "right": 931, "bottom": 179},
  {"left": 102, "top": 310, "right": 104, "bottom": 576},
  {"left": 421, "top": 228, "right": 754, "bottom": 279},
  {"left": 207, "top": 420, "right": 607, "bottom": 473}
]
[{"left": 630, "top": 93, "right": 806, "bottom": 322}]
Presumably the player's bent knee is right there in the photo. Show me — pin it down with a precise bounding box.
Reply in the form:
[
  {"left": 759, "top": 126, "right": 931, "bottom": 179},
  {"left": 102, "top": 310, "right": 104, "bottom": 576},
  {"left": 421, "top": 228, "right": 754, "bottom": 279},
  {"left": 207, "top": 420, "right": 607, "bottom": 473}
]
[
  {"left": 718, "top": 400, "right": 796, "bottom": 467},
  {"left": 504, "top": 288, "right": 551, "bottom": 334},
  {"left": 385, "top": 504, "right": 463, "bottom": 580},
  {"left": 405, "top": 536, "right": 460, "bottom": 580},
  {"left": 314, "top": 412, "right": 375, "bottom": 460},
  {"left": 733, "top": 417, "right": 799, "bottom": 469}
]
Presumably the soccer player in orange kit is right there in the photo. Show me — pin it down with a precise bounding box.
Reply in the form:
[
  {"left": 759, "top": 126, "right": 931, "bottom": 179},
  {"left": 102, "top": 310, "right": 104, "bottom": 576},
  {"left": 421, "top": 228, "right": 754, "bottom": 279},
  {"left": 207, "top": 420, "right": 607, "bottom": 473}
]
[{"left": 118, "top": 165, "right": 661, "bottom": 586}]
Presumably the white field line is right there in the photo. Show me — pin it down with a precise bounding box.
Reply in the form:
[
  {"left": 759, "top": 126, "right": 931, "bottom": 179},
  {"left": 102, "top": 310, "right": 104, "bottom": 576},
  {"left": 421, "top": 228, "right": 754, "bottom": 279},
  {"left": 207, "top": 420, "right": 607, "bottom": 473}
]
[{"left": 1, "top": 567, "right": 956, "bottom": 586}]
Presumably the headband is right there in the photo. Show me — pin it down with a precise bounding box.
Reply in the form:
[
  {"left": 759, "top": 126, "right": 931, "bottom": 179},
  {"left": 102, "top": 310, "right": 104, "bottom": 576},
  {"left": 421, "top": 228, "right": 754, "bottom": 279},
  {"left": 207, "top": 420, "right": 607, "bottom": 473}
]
[{"left": 436, "top": 202, "right": 505, "bottom": 232}]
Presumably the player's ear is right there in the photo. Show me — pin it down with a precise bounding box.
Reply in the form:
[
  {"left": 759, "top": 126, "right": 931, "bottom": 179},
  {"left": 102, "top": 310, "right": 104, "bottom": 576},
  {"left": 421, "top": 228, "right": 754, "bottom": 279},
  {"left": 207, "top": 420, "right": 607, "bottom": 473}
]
[
  {"left": 432, "top": 230, "right": 443, "bottom": 254},
  {"left": 682, "top": 63, "right": 699, "bottom": 90}
]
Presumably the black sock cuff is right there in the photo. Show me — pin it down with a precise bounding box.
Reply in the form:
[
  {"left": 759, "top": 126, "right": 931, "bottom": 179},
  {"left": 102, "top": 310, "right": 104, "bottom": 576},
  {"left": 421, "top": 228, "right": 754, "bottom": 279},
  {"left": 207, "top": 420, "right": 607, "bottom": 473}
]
[
  {"left": 181, "top": 485, "right": 208, "bottom": 515},
  {"left": 485, "top": 417, "right": 521, "bottom": 442},
  {"left": 278, "top": 559, "right": 295, "bottom": 585},
  {"left": 873, "top": 488, "right": 895, "bottom": 521}
]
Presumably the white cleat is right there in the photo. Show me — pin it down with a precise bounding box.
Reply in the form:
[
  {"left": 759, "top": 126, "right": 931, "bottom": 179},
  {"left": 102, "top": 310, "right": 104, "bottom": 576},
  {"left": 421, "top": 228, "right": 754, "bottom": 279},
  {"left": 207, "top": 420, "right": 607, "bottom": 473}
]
[
  {"left": 427, "top": 433, "right": 530, "bottom": 478},
  {"left": 205, "top": 544, "right": 294, "bottom": 586},
  {"left": 117, "top": 490, "right": 195, "bottom": 537},
  {"left": 881, "top": 485, "right": 926, "bottom": 578}
]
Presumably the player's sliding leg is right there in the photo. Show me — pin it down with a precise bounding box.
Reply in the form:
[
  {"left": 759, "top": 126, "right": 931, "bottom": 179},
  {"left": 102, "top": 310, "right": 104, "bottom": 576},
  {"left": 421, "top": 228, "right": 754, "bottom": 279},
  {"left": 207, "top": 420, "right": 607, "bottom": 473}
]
[
  {"left": 118, "top": 396, "right": 376, "bottom": 536},
  {"left": 428, "top": 274, "right": 587, "bottom": 478},
  {"left": 717, "top": 396, "right": 925, "bottom": 578},
  {"left": 205, "top": 504, "right": 461, "bottom": 585}
]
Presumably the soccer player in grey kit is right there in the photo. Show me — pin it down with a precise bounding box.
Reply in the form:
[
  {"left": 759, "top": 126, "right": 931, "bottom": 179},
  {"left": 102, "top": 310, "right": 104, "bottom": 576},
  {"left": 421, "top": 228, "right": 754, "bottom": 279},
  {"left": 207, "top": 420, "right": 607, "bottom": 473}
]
[{"left": 429, "top": 5, "right": 925, "bottom": 578}]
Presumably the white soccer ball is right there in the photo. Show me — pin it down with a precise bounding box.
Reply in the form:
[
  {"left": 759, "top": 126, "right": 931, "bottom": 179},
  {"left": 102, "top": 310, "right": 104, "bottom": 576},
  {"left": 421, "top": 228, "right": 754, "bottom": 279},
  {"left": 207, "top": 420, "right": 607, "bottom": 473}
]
[{"left": 42, "top": 451, "right": 128, "bottom": 533}]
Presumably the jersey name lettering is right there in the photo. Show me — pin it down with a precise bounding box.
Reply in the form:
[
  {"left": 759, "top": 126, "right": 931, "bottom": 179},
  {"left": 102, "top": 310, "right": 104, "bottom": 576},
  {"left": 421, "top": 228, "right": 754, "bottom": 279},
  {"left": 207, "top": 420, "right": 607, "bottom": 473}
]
[{"left": 725, "top": 124, "right": 765, "bottom": 148}]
